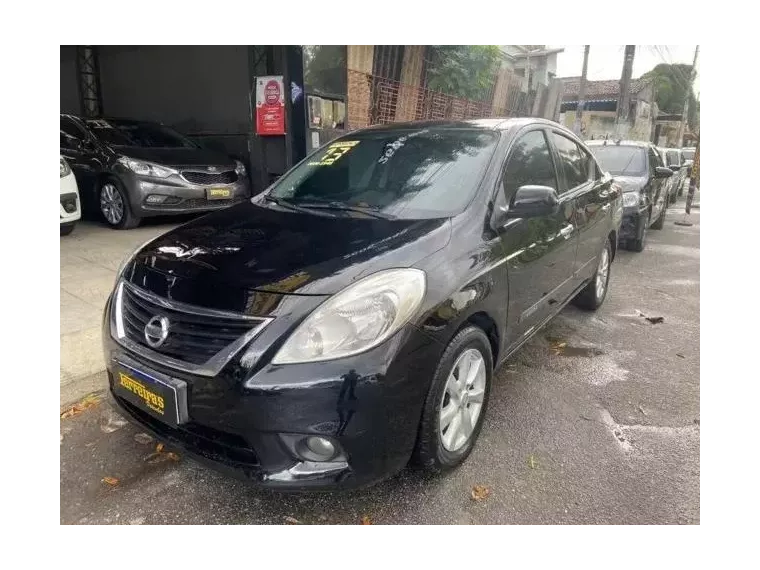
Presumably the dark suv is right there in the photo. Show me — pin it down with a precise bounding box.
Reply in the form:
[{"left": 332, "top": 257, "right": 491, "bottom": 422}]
[
  {"left": 587, "top": 140, "right": 672, "bottom": 252},
  {"left": 103, "top": 118, "right": 621, "bottom": 490},
  {"left": 60, "top": 115, "right": 251, "bottom": 229}
]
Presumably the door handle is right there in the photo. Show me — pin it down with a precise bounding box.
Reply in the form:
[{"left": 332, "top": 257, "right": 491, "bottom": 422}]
[{"left": 559, "top": 225, "right": 574, "bottom": 239}]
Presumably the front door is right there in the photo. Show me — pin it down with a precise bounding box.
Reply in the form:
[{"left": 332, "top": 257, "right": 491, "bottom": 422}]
[
  {"left": 647, "top": 146, "right": 667, "bottom": 222},
  {"left": 496, "top": 128, "right": 578, "bottom": 347}
]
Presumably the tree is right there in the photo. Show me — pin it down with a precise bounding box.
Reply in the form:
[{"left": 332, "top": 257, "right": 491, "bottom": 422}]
[
  {"left": 642, "top": 63, "right": 699, "bottom": 131},
  {"left": 424, "top": 45, "right": 502, "bottom": 101},
  {"left": 304, "top": 45, "right": 346, "bottom": 96}
]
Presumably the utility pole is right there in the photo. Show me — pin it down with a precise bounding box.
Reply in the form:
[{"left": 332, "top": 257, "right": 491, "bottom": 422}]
[
  {"left": 676, "top": 45, "right": 699, "bottom": 147},
  {"left": 615, "top": 45, "right": 636, "bottom": 139},
  {"left": 573, "top": 45, "right": 590, "bottom": 136}
]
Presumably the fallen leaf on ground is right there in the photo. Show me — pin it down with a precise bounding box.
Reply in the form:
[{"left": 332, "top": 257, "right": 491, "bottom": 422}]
[
  {"left": 165, "top": 452, "right": 181, "bottom": 461},
  {"left": 99, "top": 409, "right": 128, "bottom": 433},
  {"left": 284, "top": 516, "right": 301, "bottom": 524},
  {"left": 102, "top": 476, "right": 119, "bottom": 487},
  {"left": 471, "top": 485, "right": 490, "bottom": 501},
  {"left": 645, "top": 316, "right": 664, "bottom": 325},
  {"left": 156, "top": 443, "right": 164, "bottom": 453},
  {"left": 676, "top": 353, "right": 685, "bottom": 359},
  {"left": 60, "top": 394, "right": 103, "bottom": 420},
  {"left": 361, "top": 515, "right": 372, "bottom": 525},
  {"left": 134, "top": 433, "right": 154, "bottom": 445},
  {"left": 638, "top": 405, "right": 648, "bottom": 416},
  {"left": 527, "top": 455, "right": 539, "bottom": 470}
]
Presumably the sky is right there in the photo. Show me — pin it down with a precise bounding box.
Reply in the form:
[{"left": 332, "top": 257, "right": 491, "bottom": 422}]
[{"left": 551, "top": 45, "right": 700, "bottom": 96}]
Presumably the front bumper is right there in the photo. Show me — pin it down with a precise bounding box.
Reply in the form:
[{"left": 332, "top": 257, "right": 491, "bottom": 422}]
[
  {"left": 60, "top": 173, "right": 81, "bottom": 224},
  {"left": 118, "top": 169, "right": 251, "bottom": 218},
  {"left": 102, "top": 298, "right": 442, "bottom": 490},
  {"left": 619, "top": 207, "right": 647, "bottom": 241}
]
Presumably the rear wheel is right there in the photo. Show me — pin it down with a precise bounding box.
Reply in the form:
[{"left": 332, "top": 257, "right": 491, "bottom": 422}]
[
  {"left": 573, "top": 239, "right": 612, "bottom": 311},
  {"left": 413, "top": 326, "right": 493, "bottom": 472},
  {"left": 100, "top": 179, "right": 140, "bottom": 230}
]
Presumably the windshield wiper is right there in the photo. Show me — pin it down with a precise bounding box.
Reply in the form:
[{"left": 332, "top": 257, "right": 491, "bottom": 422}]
[
  {"left": 262, "top": 195, "right": 332, "bottom": 216},
  {"left": 293, "top": 201, "right": 396, "bottom": 220}
]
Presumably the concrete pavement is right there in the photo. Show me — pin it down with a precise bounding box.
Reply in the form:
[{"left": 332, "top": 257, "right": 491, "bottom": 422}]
[{"left": 60, "top": 199, "right": 699, "bottom": 524}]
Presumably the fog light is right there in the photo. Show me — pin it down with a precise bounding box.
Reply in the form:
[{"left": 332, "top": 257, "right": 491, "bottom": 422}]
[
  {"left": 63, "top": 201, "right": 77, "bottom": 213},
  {"left": 145, "top": 194, "right": 167, "bottom": 204},
  {"left": 305, "top": 436, "right": 335, "bottom": 459}
]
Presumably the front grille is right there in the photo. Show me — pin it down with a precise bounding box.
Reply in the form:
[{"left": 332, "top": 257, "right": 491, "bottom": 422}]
[
  {"left": 180, "top": 198, "right": 239, "bottom": 209},
  {"left": 181, "top": 170, "right": 237, "bottom": 185},
  {"left": 117, "top": 282, "right": 268, "bottom": 369}
]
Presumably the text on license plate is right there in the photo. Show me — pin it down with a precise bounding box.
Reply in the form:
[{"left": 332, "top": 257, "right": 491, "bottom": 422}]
[
  {"left": 207, "top": 187, "right": 231, "bottom": 199},
  {"left": 119, "top": 372, "right": 166, "bottom": 416}
]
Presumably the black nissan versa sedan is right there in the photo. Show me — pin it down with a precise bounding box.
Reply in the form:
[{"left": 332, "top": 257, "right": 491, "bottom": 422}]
[
  {"left": 60, "top": 114, "right": 251, "bottom": 229},
  {"left": 102, "top": 118, "right": 622, "bottom": 490},
  {"left": 586, "top": 140, "right": 672, "bottom": 252}
]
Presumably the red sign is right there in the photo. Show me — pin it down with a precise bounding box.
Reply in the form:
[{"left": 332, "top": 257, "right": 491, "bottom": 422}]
[{"left": 256, "top": 75, "right": 285, "bottom": 136}]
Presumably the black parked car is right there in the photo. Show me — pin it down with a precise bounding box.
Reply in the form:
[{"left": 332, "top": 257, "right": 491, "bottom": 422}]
[
  {"left": 586, "top": 140, "right": 672, "bottom": 252},
  {"left": 103, "top": 119, "right": 621, "bottom": 490},
  {"left": 60, "top": 115, "right": 251, "bottom": 229}
]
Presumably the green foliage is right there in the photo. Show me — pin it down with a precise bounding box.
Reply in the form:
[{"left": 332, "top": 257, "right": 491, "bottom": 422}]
[
  {"left": 425, "top": 45, "right": 502, "bottom": 101},
  {"left": 304, "top": 45, "right": 346, "bottom": 96},
  {"left": 642, "top": 63, "right": 699, "bottom": 130}
]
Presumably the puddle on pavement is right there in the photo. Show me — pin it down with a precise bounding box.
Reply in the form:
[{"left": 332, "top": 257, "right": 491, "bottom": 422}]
[{"left": 545, "top": 335, "right": 604, "bottom": 358}]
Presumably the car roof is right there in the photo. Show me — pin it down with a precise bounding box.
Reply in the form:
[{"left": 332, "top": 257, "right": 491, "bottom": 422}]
[
  {"left": 355, "top": 117, "right": 564, "bottom": 133},
  {"left": 585, "top": 139, "right": 652, "bottom": 149}
]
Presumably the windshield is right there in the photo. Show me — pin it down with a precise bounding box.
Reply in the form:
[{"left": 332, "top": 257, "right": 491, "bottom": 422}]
[
  {"left": 589, "top": 145, "right": 647, "bottom": 176},
  {"left": 84, "top": 119, "right": 198, "bottom": 149},
  {"left": 682, "top": 149, "right": 695, "bottom": 160},
  {"left": 268, "top": 128, "right": 499, "bottom": 219},
  {"left": 666, "top": 150, "right": 680, "bottom": 166}
]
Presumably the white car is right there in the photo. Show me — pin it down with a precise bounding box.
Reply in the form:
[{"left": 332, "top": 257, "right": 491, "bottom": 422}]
[{"left": 60, "top": 156, "right": 81, "bottom": 235}]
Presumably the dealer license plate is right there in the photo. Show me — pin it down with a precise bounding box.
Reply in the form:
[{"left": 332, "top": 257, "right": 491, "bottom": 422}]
[
  {"left": 112, "top": 361, "right": 188, "bottom": 427},
  {"left": 206, "top": 187, "right": 232, "bottom": 200}
]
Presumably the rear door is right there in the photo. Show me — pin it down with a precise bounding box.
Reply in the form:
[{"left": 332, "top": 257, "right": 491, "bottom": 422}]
[
  {"left": 496, "top": 127, "right": 578, "bottom": 346},
  {"left": 549, "top": 131, "right": 613, "bottom": 281}
]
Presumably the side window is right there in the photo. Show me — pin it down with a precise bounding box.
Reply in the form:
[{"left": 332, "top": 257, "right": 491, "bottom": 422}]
[
  {"left": 61, "top": 117, "right": 86, "bottom": 150},
  {"left": 648, "top": 147, "right": 661, "bottom": 176},
  {"left": 551, "top": 133, "right": 591, "bottom": 189},
  {"left": 502, "top": 130, "right": 557, "bottom": 201}
]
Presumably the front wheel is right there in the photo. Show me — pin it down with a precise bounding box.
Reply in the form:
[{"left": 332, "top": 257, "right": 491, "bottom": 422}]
[
  {"left": 573, "top": 239, "right": 612, "bottom": 311},
  {"left": 627, "top": 211, "right": 649, "bottom": 252},
  {"left": 100, "top": 179, "right": 141, "bottom": 230},
  {"left": 412, "top": 326, "right": 493, "bottom": 473},
  {"left": 651, "top": 203, "right": 667, "bottom": 230}
]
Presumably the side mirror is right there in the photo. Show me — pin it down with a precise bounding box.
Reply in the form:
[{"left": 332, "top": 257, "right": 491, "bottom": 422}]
[
  {"left": 507, "top": 185, "right": 560, "bottom": 218},
  {"left": 655, "top": 166, "right": 673, "bottom": 179}
]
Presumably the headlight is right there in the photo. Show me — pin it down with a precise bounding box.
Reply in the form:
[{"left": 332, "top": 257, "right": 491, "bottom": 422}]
[
  {"left": 118, "top": 157, "right": 176, "bottom": 178},
  {"left": 272, "top": 268, "right": 427, "bottom": 364},
  {"left": 622, "top": 192, "right": 640, "bottom": 208},
  {"left": 235, "top": 160, "right": 247, "bottom": 176},
  {"left": 60, "top": 157, "right": 71, "bottom": 178}
]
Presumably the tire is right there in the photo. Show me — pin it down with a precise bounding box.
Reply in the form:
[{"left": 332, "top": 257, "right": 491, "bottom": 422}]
[
  {"left": 99, "top": 178, "right": 140, "bottom": 230},
  {"left": 60, "top": 222, "right": 76, "bottom": 236},
  {"left": 573, "top": 238, "right": 612, "bottom": 311},
  {"left": 628, "top": 210, "right": 649, "bottom": 252},
  {"left": 651, "top": 203, "right": 666, "bottom": 230},
  {"left": 412, "top": 326, "right": 493, "bottom": 473}
]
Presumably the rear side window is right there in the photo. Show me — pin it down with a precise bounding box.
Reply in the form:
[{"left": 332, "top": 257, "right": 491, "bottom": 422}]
[
  {"left": 666, "top": 150, "right": 680, "bottom": 167},
  {"left": 502, "top": 130, "right": 558, "bottom": 201},
  {"left": 551, "top": 133, "right": 591, "bottom": 189}
]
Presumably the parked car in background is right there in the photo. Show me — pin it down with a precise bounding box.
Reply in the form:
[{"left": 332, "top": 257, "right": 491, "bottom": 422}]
[
  {"left": 682, "top": 147, "right": 696, "bottom": 176},
  {"left": 658, "top": 147, "right": 687, "bottom": 203},
  {"left": 587, "top": 140, "right": 672, "bottom": 252},
  {"left": 103, "top": 118, "right": 621, "bottom": 490},
  {"left": 60, "top": 156, "right": 81, "bottom": 236},
  {"left": 60, "top": 115, "right": 251, "bottom": 229}
]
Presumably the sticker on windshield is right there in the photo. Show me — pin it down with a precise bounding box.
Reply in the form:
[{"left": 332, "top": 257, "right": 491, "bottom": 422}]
[{"left": 308, "top": 140, "right": 360, "bottom": 166}]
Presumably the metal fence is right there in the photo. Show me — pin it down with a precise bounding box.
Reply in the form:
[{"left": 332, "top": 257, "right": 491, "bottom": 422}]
[{"left": 347, "top": 69, "right": 562, "bottom": 130}]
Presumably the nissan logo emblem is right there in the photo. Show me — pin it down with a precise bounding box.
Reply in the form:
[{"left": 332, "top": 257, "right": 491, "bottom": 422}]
[{"left": 144, "top": 315, "right": 170, "bottom": 348}]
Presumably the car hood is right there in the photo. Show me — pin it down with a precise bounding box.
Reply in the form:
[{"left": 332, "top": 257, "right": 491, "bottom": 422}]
[
  {"left": 123, "top": 201, "right": 451, "bottom": 313},
  {"left": 115, "top": 146, "right": 237, "bottom": 168},
  {"left": 613, "top": 175, "right": 647, "bottom": 193}
]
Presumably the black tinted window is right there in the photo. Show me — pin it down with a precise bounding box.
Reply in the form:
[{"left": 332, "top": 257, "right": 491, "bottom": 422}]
[
  {"left": 552, "top": 133, "right": 590, "bottom": 189},
  {"left": 269, "top": 128, "right": 499, "bottom": 219},
  {"left": 589, "top": 145, "right": 647, "bottom": 176},
  {"left": 503, "top": 130, "right": 557, "bottom": 200},
  {"left": 60, "top": 117, "right": 86, "bottom": 150},
  {"left": 84, "top": 119, "right": 197, "bottom": 149}
]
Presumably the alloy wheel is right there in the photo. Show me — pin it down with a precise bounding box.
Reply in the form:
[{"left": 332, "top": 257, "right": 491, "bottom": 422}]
[
  {"left": 595, "top": 246, "right": 610, "bottom": 300},
  {"left": 439, "top": 348, "right": 487, "bottom": 452},
  {"left": 100, "top": 183, "right": 124, "bottom": 225}
]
